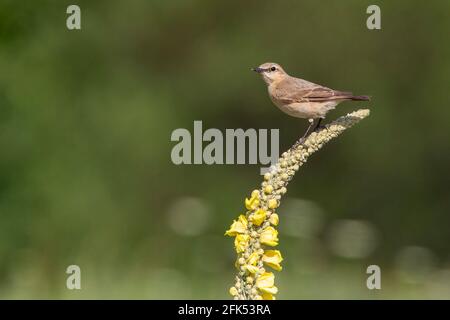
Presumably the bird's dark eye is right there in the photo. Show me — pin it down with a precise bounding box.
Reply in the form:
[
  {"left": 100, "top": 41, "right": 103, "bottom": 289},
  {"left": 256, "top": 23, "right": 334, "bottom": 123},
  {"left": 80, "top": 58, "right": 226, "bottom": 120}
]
[{"left": 270, "top": 66, "right": 276, "bottom": 71}]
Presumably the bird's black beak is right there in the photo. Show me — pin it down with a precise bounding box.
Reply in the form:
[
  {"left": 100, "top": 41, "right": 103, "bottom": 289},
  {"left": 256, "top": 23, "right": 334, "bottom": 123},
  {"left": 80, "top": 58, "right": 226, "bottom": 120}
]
[{"left": 252, "top": 67, "right": 264, "bottom": 73}]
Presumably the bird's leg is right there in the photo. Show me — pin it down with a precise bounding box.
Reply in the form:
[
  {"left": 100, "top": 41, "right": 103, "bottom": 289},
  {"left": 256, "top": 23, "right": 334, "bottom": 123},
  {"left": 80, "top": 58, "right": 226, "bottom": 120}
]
[
  {"left": 303, "top": 118, "right": 315, "bottom": 138},
  {"left": 313, "top": 118, "right": 323, "bottom": 131},
  {"left": 296, "top": 118, "right": 315, "bottom": 145}
]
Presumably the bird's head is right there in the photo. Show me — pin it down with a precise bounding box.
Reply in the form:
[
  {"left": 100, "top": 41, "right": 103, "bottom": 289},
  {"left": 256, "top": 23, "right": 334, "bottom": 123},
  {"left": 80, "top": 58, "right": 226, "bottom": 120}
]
[{"left": 252, "top": 62, "right": 287, "bottom": 85}]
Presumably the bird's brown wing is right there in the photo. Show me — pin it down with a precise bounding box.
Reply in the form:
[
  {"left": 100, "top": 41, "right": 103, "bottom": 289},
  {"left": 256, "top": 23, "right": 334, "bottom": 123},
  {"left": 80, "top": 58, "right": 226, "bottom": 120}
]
[{"left": 276, "top": 78, "right": 353, "bottom": 103}]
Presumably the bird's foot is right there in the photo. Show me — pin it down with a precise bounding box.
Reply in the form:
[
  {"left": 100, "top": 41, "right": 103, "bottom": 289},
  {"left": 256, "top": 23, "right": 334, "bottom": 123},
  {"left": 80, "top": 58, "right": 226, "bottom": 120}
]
[
  {"left": 294, "top": 137, "right": 306, "bottom": 147},
  {"left": 313, "top": 125, "right": 326, "bottom": 132}
]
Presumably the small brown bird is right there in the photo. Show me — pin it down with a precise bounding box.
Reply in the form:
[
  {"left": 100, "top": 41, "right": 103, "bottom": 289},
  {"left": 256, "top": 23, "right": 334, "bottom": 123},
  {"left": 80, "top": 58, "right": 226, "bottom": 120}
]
[{"left": 253, "top": 62, "right": 370, "bottom": 139}]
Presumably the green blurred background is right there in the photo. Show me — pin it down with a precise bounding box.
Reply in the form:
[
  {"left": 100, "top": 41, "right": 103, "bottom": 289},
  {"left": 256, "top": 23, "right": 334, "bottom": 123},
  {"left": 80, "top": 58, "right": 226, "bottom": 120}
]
[{"left": 0, "top": 0, "right": 449, "bottom": 299}]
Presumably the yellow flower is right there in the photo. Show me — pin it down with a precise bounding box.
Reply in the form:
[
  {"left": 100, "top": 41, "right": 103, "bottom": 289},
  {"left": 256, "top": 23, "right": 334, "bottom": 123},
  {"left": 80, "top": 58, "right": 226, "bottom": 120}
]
[
  {"left": 261, "top": 292, "right": 276, "bottom": 300},
  {"left": 229, "top": 287, "right": 238, "bottom": 296},
  {"left": 260, "top": 286, "right": 278, "bottom": 294},
  {"left": 260, "top": 226, "right": 279, "bottom": 246},
  {"left": 247, "top": 252, "right": 259, "bottom": 265},
  {"left": 251, "top": 189, "right": 260, "bottom": 198},
  {"left": 249, "top": 208, "right": 266, "bottom": 226},
  {"left": 256, "top": 272, "right": 274, "bottom": 287},
  {"left": 245, "top": 190, "right": 260, "bottom": 210},
  {"left": 225, "top": 215, "right": 248, "bottom": 236},
  {"left": 264, "top": 185, "right": 274, "bottom": 194},
  {"left": 234, "top": 234, "right": 250, "bottom": 253},
  {"left": 243, "top": 264, "right": 259, "bottom": 274},
  {"left": 268, "top": 199, "right": 278, "bottom": 209},
  {"left": 269, "top": 213, "right": 279, "bottom": 226},
  {"left": 256, "top": 272, "right": 278, "bottom": 294},
  {"left": 262, "top": 250, "right": 283, "bottom": 271}
]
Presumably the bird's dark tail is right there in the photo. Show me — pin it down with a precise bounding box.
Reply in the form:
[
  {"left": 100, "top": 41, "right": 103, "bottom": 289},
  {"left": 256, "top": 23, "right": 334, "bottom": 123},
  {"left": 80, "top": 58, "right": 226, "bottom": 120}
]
[{"left": 350, "top": 95, "right": 370, "bottom": 101}]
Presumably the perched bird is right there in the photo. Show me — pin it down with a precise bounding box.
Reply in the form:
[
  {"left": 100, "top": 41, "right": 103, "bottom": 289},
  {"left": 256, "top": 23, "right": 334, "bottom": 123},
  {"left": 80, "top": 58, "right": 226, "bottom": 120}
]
[{"left": 253, "top": 62, "right": 370, "bottom": 139}]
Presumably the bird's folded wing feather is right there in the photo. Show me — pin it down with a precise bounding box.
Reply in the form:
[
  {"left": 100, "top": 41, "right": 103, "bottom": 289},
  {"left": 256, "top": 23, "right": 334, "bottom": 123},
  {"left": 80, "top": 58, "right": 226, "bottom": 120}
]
[{"left": 277, "top": 78, "right": 353, "bottom": 103}]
